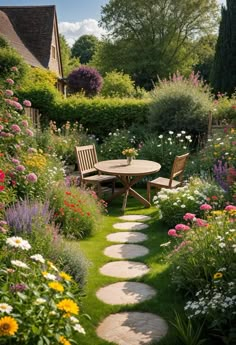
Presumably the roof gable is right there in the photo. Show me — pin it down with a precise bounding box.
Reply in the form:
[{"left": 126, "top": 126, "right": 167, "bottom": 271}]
[{"left": 0, "top": 5, "right": 55, "bottom": 69}]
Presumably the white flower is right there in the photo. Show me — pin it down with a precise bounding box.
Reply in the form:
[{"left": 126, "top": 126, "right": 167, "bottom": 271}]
[
  {"left": 185, "top": 135, "right": 191, "bottom": 140},
  {"left": 160, "top": 241, "right": 171, "bottom": 247},
  {"left": 169, "top": 131, "right": 174, "bottom": 135},
  {"left": 181, "top": 131, "right": 186, "bottom": 134},
  {"left": 158, "top": 134, "right": 163, "bottom": 139},
  {"left": 176, "top": 133, "right": 182, "bottom": 137},
  {"left": 0, "top": 303, "right": 13, "bottom": 314},
  {"left": 70, "top": 316, "right": 79, "bottom": 323},
  {"left": 35, "top": 298, "right": 47, "bottom": 305},
  {"left": 6, "top": 237, "right": 31, "bottom": 250},
  {"left": 11, "top": 260, "right": 29, "bottom": 269},
  {"left": 216, "top": 138, "right": 221, "bottom": 141},
  {"left": 30, "top": 254, "right": 45, "bottom": 264},
  {"left": 219, "top": 242, "right": 226, "bottom": 248},
  {"left": 181, "top": 204, "right": 186, "bottom": 208},
  {"left": 42, "top": 273, "right": 57, "bottom": 280},
  {"left": 73, "top": 323, "right": 86, "bottom": 334}
]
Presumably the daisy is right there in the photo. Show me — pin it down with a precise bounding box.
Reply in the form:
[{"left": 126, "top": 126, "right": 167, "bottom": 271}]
[
  {"left": 30, "top": 254, "right": 45, "bottom": 264},
  {"left": 11, "top": 260, "right": 29, "bottom": 269},
  {"left": 6, "top": 237, "right": 31, "bottom": 250},
  {"left": 0, "top": 303, "right": 13, "bottom": 314}
]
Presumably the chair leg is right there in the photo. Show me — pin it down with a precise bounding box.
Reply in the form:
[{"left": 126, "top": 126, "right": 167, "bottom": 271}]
[
  {"left": 147, "top": 182, "right": 151, "bottom": 203},
  {"left": 97, "top": 183, "right": 102, "bottom": 197}
]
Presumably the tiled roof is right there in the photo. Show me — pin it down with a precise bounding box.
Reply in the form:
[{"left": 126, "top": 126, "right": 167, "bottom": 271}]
[
  {"left": 0, "top": 10, "right": 42, "bottom": 67},
  {"left": 0, "top": 5, "right": 55, "bottom": 68}
]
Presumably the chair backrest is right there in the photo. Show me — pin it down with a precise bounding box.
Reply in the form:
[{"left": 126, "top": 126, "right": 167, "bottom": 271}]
[
  {"left": 75, "top": 145, "right": 98, "bottom": 179},
  {"left": 169, "top": 153, "right": 189, "bottom": 187}
]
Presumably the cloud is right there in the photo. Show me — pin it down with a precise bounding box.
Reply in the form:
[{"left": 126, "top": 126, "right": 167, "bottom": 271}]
[{"left": 58, "top": 19, "right": 107, "bottom": 46}]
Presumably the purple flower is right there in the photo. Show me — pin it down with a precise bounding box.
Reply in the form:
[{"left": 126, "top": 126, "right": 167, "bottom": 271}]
[
  {"left": 25, "top": 129, "right": 34, "bottom": 137},
  {"left": 6, "top": 78, "right": 14, "bottom": 85},
  {"left": 5, "top": 89, "right": 14, "bottom": 97},
  {"left": 26, "top": 173, "right": 37, "bottom": 183},
  {"left": 11, "top": 124, "right": 21, "bottom": 133},
  {"left": 23, "top": 100, "right": 31, "bottom": 107},
  {"left": 10, "top": 283, "right": 27, "bottom": 292},
  {"left": 16, "top": 165, "right": 25, "bottom": 172}
]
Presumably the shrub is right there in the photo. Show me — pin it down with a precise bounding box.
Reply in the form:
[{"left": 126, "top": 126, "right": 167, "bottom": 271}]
[
  {"left": 99, "top": 129, "right": 138, "bottom": 160},
  {"left": 139, "top": 131, "right": 192, "bottom": 177},
  {"left": 101, "top": 71, "right": 135, "bottom": 98},
  {"left": 154, "top": 177, "right": 225, "bottom": 227},
  {"left": 0, "top": 234, "right": 85, "bottom": 344},
  {"left": 213, "top": 92, "right": 236, "bottom": 124},
  {"left": 149, "top": 72, "right": 213, "bottom": 144},
  {"left": 50, "top": 185, "right": 106, "bottom": 239},
  {"left": 67, "top": 65, "right": 103, "bottom": 96},
  {"left": 49, "top": 96, "right": 150, "bottom": 139}
]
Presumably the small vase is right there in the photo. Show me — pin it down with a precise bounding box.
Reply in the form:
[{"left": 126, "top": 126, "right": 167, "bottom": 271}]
[{"left": 127, "top": 156, "right": 133, "bottom": 165}]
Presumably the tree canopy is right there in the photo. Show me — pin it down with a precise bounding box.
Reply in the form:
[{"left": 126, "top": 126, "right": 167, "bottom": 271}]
[
  {"left": 96, "top": 0, "right": 219, "bottom": 88},
  {"left": 71, "top": 35, "right": 99, "bottom": 64},
  {"left": 59, "top": 34, "right": 80, "bottom": 77}
]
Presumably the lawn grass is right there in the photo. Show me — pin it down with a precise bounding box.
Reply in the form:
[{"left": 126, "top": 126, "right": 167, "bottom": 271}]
[{"left": 71, "top": 189, "right": 186, "bottom": 344}]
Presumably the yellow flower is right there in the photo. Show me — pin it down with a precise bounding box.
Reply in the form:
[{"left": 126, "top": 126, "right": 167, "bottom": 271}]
[
  {"left": 59, "top": 336, "right": 71, "bottom": 345},
  {"left": 47, "top": 261, "right": 58, "bottom": 271},
  {"left": 57, "top": 299, "right": 79, "bottom": 315},
  {"left": 48, "top": 282, "right": 64, "bottom": 292},
  {"left": 59, "top": 272, "right": 72, "bottom": 282},
  {"left": 213, "top": 272, "right": 223, "bottom": 279},
  {"left": 0, "top": 316, "right": 18, "bottom": 336}
]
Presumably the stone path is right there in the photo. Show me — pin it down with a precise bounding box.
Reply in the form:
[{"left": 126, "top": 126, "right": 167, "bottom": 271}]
[
  {"left": 107, "top": 231, "right": 148, "bottom": 243},
  {"left": 97, "top": 214, "right": 168, "bottom": 344},
  {"left": 113, "top": 222, "right": 149, "bottom": 231}
]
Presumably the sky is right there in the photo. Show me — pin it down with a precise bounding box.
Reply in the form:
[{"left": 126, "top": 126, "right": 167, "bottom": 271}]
[{"left": 0, "top": 0, "right": 227, "bottom": 46}]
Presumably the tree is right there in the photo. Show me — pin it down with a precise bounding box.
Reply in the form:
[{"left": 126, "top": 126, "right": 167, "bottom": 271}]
[
  {"left": 211, "top": 0, "right": 236, "bottom": 95},
  {"left": 67, "top": 66, "right": 103, "bottom": 96},
  {"left": 98, "top": 0, "right": 219, "bottom": 88},
  {"left": 101, "top": 71, "right": 135, "bottom": 97},
  {"left": 71, "top": 35, "right": 99, "bottom": 64},
  {"left": 59, "top": 34, "right": 80, "bottom": 76}
]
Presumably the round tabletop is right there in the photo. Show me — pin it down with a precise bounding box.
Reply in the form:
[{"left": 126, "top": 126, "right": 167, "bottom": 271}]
[{"left": 94, "top": 159, "right": 161, "bottom": 177}]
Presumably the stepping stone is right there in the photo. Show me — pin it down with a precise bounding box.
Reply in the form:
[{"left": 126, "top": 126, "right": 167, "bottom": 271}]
[
  {"left": 96, "top": 282, "right": 156, "bottom": 305},
  {"left": 97, "top": 312, "right": 168, "bottom": 345},
  {"left": 104, "top": 244, "right": 149, "bottom": 259},
  {"left": 119, "top": 215, "right": 151, "bottom": 222},
  {"left": 113, "top": 222, "right": 149, "bottom": 231},
  {"left": 100, "top": 261, "right": 149, "bottom": 278},
  {"left": 107, "top": 232, "right": 147, "bottom": 243}
]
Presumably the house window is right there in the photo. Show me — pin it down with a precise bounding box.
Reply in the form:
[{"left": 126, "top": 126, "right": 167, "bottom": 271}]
[{"left": 51, "top": 45, "right": 56, "bottom": 59}]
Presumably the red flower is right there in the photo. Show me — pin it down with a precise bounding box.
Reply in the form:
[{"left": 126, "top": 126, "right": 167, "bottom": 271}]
[
  {"left": 211, "top": 195, "right": 218, "bottom": 200},
  {"left": 0, "top": 170, "right": 5, "bottom": 182},
  {"left": 65, "top": 191, "right": 71, "bottom": 195},
  {"left": 0, "top": 185, "right": 4, "bottom": 191}
]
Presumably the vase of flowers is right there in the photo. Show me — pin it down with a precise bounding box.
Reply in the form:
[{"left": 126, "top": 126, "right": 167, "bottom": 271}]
[{"left": 122, "top": 148, "right": 138, "bottom": 165}]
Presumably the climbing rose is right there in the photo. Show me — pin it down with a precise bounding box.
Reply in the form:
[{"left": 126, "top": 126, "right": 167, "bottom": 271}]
[
  {"left": 11, "top": 124, "right": 21, "bottom": 133},
  {"left": 183, "top": 213, "right": 196, "bottom": 221},
  {"left": 200, "top": 204, "right": 212, "bottom": 211},
  {"left": 25, "top": 129, "right": 33, "bottom": 137},
  {"left": 225, "top": 205, "right": 236, "bottom": 211},
  {"left": 6, "top": 78, "right": 14, "bottom": 85},
  {"left": 23, "top": 100, "right": 31, "bottom": 107},
  {"left": 5, "top": 90, "right": 14, "bottom": 97},
  {"left": 175, "top": 224, "right": 190, "bottom": 231}
]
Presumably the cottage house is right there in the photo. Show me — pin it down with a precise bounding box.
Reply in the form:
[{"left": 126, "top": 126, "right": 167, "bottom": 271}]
[{"left": 0, "top": 5, "right": 64, "bottom": 92}]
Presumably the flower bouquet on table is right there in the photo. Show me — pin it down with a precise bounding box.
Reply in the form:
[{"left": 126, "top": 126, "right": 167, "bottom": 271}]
[{"left": 122, "top": 148, "right": 138, "bottom": 165}]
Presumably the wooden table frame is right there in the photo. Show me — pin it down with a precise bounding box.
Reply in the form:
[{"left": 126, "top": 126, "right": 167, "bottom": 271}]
[{"left": 94, "top": 159, "right": 161, "bottom": 211}]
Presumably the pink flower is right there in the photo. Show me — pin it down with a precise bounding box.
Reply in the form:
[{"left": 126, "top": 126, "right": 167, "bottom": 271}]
[
  {"left": 13, "top": 101, "right": 23, "bottom": 111},
  {"left": 11, "top": 158, "right": 20, "bottom": 164},
  {"left": 11, "top": 124, "right": 21, "bottom": 133},
  {"left": 200, "top": 203, "right": 212, "bottom": 211},
  {"left": 16, "top": 165, "right": 25, "bottom": 172},
  {"left": 183, "top": 213, "right": 196, "bottom": 221},
  {"left": 23, "top": 100, "right": 31, "bottom": 107},
  {"left": 195, "top": 218, "right": 208, "bottom": 227},
  {"left": 6, "top": 78, "right": 14, "bottom": 85},
  {"left": 26, "top": 173, "right": 37, "bottom": 183},
  {"left": 25, "top": 129, "right": 34, "bottom": 137},
  {"left": 11, "top": 66, "right": 18, "bottom": 72},
  {"left": 5, "top": 89, "right": 14, "bottom": 97},
  {"left": 168, "top": 229, "right": 182, "bottom": 237},
  {"left": 225, "top": 205, "right": 236, "bottom": 211},
  {"left": 21, "top": 120, "right": 28, "bottom": 127},
  {"left": 175, "top": 224, "right": 190, "bottom": 231},
  {"left": 0, "top": 125, "right": 3, "bottom": 131}
]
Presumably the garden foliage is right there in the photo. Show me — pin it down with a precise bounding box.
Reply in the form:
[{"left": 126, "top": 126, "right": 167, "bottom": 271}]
[{"left": 101, "top": 71, "right": 136, "bottom": 98}]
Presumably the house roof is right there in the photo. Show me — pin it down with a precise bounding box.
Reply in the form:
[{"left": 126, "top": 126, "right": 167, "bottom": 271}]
[
  {"left": 0, "top": 5, "right": 57, "bottom": 70},
  {"left": 0, "top": 9, "right": 42, "bottom": 67}
]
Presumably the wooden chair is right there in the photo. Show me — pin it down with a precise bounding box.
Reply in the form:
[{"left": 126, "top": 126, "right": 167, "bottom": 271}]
[
  {"left": 75, "top": 145, "right": 116, "bottom": 197},
  {"left": 147, "top": 153, "right": 189, "bottom": 202}
]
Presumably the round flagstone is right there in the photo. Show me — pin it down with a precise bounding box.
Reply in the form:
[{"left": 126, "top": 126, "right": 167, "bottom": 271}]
[
  {"left": 119, "top": 215, "right": 151, "bottom": 222},
  {"left": 96, "top": 282, "right": 156, "bottom": 305},
  {"left": 104, "top": 244, "right": 149, "bottom": 259},
  {"left": 97, "top": 312, "right": 168, "bottom": 345},
  {"left": 113, "top": 222, "right": 149, "bottom": 231},
  {"left": 107, "top": 231, "right": 147, "bottom": 244},
  {"left": 100, "top": 261, "right": 149, "bottom": 278}
]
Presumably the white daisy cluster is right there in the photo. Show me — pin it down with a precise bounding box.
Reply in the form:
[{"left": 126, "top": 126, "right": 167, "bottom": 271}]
[{"left": 6, "top": 236, "right": 31, "bottom": 250}]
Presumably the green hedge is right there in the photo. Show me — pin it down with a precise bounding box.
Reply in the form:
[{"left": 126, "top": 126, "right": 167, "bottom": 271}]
[{"left": 50, "top": 96, "right": 150, "bottom": 138}]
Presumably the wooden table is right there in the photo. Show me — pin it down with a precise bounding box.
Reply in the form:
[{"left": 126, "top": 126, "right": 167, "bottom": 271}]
[{"left": 94, "top": 159, "right": 161, "bottom": 211}]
